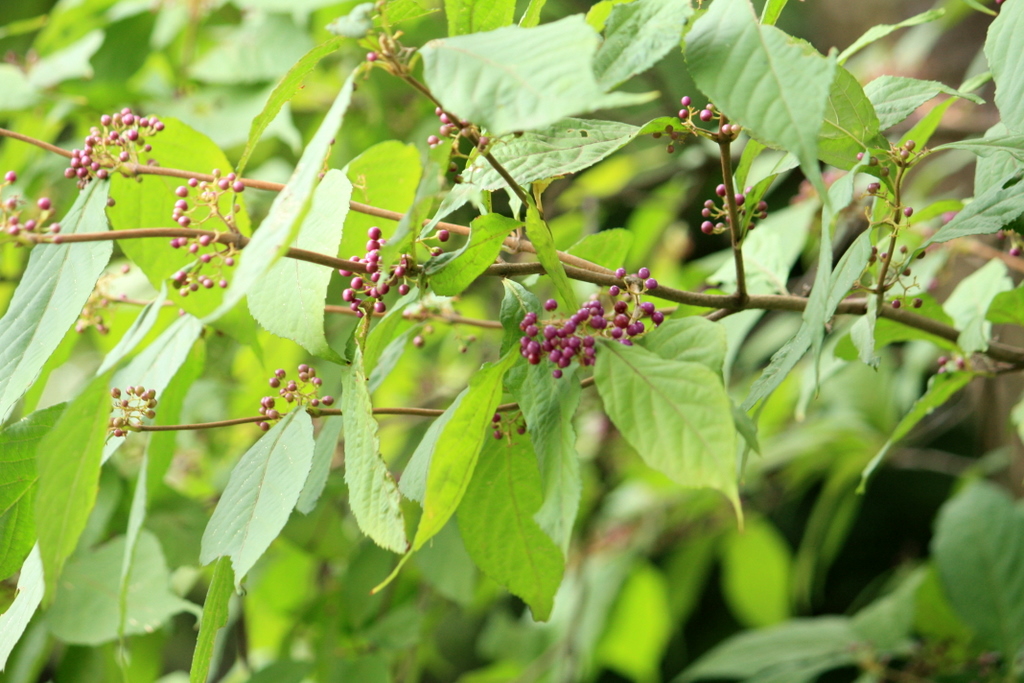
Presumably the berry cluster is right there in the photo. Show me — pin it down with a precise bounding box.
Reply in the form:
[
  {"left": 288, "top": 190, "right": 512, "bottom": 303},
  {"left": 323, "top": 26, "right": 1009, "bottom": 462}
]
[
  {"left": 426, "top": 107, "right": 489, "bottom": 152},
  {"left": 867, "top": 244, "right": 925, "bottom": 308},
  {"left": 653, "top": 97, "right": 742, "bottom": 154},
  {"left": 338, "top": 226, "right": 414, "bottom": 316},
  {"left": 65, "top": 108, "right": 164, "bottom": 189},
  {"left": 491, "top": 411, "right": 526, "bottom": 440},
  {"left": 936, "top": 355, "right": 967, "bottom": 374},
  {"left": 699, "top": 183, "right": 769, "bottom": 235},
  {"left": 107, "top": 385, "right": 158, "bottom": 437},
  {"left": 997, "top": 230, "right": 1022, "bottom": 258},
  {"left": 518, "top": 269, "right": 664, "bottom": 378},
  {"left": 1, "top": 171, "right": 60, "bottom": 243},
  {"left": 257, "top": 364, "right": 335, "bottom": 430}
]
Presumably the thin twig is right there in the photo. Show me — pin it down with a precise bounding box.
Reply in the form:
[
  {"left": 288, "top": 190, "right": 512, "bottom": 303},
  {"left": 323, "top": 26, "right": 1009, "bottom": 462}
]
[{"left": 716, "top": 124, "right": 748, "bottom": 306}]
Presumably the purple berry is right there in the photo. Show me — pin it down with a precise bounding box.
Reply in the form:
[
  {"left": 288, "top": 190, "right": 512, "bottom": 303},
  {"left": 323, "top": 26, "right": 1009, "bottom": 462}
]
[
  {"left": 644, "top": 278, "right": 658, "bottom": 290},
  {"left": 544, "top": 299, "right": 557, "bottom": 311},
  {"left": 699, "top": 109, "right": 713, "bottom": 122},
  {"left": 614, "top": 267, "right": 627, "bottom": 278},
  {"left": 437, "top": 229, "right": 450, "bottom": 242}
]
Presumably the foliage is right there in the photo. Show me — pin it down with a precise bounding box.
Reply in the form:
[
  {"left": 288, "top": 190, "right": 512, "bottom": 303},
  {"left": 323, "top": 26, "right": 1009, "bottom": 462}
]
[{"left": 1, "top": 0, "right": 1024, "bottom": 681}]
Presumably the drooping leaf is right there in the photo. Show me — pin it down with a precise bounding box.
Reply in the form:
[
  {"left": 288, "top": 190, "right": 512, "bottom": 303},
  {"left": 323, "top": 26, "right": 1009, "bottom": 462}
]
[
  {"left": 0, "top": 181, "right": 112, "bottom": 424},
  {"left": 95, "top": 284, "right": 167, "bottom": 375},
  {"left": 686, "top": 0, "right": 836, "bottom": 189},
  {"left": 199, "top": 410, "right": 316, "bottom": 586},
  {"left": 863, "top": 76, "right": 984, "bottom": 131},
  {"left": 837, "top": 8, "right": 945, "bottom": 65},
  {"left": 859, "top": 371, "right": 973, "bottom": 491},
  {"left": 412, "top": 350, "right": 520, "bottom": 550},
  {"left": 189, "top": 557, "right": 234, "bottom": 683},
  {"left": 236, "top": 37, "right": 344, "bottom": 175},
  {"left": 457, "top": 434, "right": 564, "bottom": 621},
  {"left": 928, "top": 170, "right": 1024, "bottom": 244},
  {"left": 296, "top": 415, "right": 343, "bottom": 515},
  {"left": 425, "top": 213, "right": 518, "bottom": 296},
  {"left": 420, "top": 15, "right": 653, "bottom": 136},
  {"left": 594, "top": 341, "right": 739, "bottom": 516},
  {"left": 985, "top": 0, "right": 1024, "bottom": 133},
  {"left": 445, "top": 0, "right": 515, "bottom": 36},
  {"left": 341, "top": 347, "right": 408, "bottom": 553},
  {"left": 460, "top": 118, "right": 642, "bottom": 191},
  {"left": 248, "top": 169, "right": 352, "bottom": 361},
  {"left": 942, "top": 259, "right": 1013, "bottom": 353},
  {"left": 593, "top": 0, "right": 693, "bottom": 90},
  {"left": 206, "top": 71, "right": 356, "bottom": 323},
  {"left": 596, "top": 562, "right": 673, "bottom": 682},
  {"left": 47, "top": 532, "right": 194, "bottom": 645},
  {"left": 932, "top": 482, "right": 1024, "bottom": 655},
  {"left": 720, "top": 518, "right": 793, "bottom": 627},
  {"left": 525, "top": 204, "right": 577, "bottom": 312},
  {"left": 0, "top": 404, "right": 63, "bottom": 580},
  {"left": 34, "top": 372, "right": 112, "bottom": 601},
  {"left": 0, "top": 545, "right": 44, "bottom": 669},
  {"left": 641, "top": 317, "right": 728, "bottom": 378}
]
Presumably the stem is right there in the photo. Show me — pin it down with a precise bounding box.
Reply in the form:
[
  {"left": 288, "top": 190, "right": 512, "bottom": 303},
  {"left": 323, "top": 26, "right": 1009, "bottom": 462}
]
[
  {"left": 875, "top": 164, "right": 906, "bottom": 310},
  {"left": 716, "top": 123, "right": 748, "bottom": 306}
]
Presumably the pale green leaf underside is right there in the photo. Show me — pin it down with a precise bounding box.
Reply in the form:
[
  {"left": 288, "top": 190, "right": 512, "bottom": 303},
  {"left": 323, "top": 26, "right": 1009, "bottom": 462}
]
[
  {"left": 425, "top": 213, "right": 520, "bottom": 296},
  {"left": 985, "top": 0, "right": 1024, "bottom": 133},
  {"left": 593, "top": 0, "right": 693, "bottom": 90},
  {"left": 864, "top": 75, "right": 984, "bottom": 131},
  {"left": 928, "top": 170, "right": 1024, "bottom": 244},
  {"left": 0, "top": 545, "right": 43, "bottom": 669}
]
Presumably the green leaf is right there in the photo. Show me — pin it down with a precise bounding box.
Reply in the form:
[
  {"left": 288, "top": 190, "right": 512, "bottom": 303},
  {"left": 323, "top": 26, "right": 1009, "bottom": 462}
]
[
  {"left": 445, "top": 0, "right": 515, "bottom": 36},
  {"left": 864, "top": 75, "right": 983, "bottom": 131},
  {"left": 836, "top": 297, "right": 957, "bottom": 360},
  {"left": 248, "top": 169, "right": 352, "bottom": 361},
  {"left": 206, "top": 71, "right": 356, "bottom": 323},
  {"left": 95, "top": 284, "right": 167, "bottom": 375},
  {"left": 341, "top": 347, "right": 408, "bottom": 553},
  {"left": 383, "top": 0, "right": 440, "bottom": 25},
  {"left": 678, "top": 617, "right": 860, "bottom": 683},
  {"left": 508, "top": 365, "right": 581, "bottom": 554},
  {"left": 0, "top": 65, "right": 38, "bottom": 112},
  {"left": 0, "top": 181, "right": 112, "bottom": 424},
  {"left": 594, "top": 341, "right": 739, "bottom": 516},
  {"left": 686, "top": 0, "right": 836, "bottom": 187},
  {"left": 593, "top": 0, "right": 693, "bottom": 90},
  {"left": 988, "top": 285, "right": 1024, "bottom": 326},
  {"left": 518, "top": 0, "right": 546, "bottom": 27},
  {"left": 199, "top": 410, "right": 316, "bottom": 585},
  {"left": 975, "top": 123, "right": 1023, "bottom": 195},
  {"left": 928, "top": 170, "right": 1024, "bottom": 244},
  {"left": 721, "top": 518, "right": 793, "bottom": 627},
  {"left": 189, "top": 13, "right": 313, "bottom": 85},
  {"left": 499, "top": 279, "right": 541, "bottom": 356},
  {"left": 596, "top": 562, "right": 673, "bottom": 681},
  {"left": 296, "top": 415, "right": 343, "bottom": 515},
  {"left": 461, "top": 118, "right": 642, "bottom": 191},
  {"left": 34, "top": 372, "right": 111, "bottom": 601},
  {"left": 27, "top": 29, "right": 103, "bottom": 89},
  {"left": 985, "top": 0, "right": 1024, "bottom": 133},
  {"left": 189, "top": 557, "right": 234, "bottom": 683},
  {"left": 0, "top": 545, "right": 43, "bottom": 669},
  {"left": 327, "top": 3, "right": 375, "bottom": 37},
  {"left": 934, "top": 134, "right": 1024, "bottom": 162},
  {"left": 641, "top": 317, "right": 728, "bottom": 378},
  {"left": 760, "top": 0, "right": 788, "bottom": 25},
  {"left": 236, "top": 37, "right": 344, "bottom": 175},
  {"left": 837, "top": 8, "right": 945, "bottom": 65},
  {"left": 420, "top": 15, "right": 653, "bottom": 136},
  {"left": 818, "top": 65, "right": 881, "bottom": 169},
  {"left": 849, "top": 295, "right": 880, "bottom": 368},
  {"left": 859, "top": 371, "right": 974, "bottom": 490},
  {"left": 526, "top": 205, "right": 577, "bottom": 312},
  {"left": 457, "top": 434, "right": 564, "bottom": 621},
  {"left": 932, "top": 482, "right": 1024, "bottom": 655},
  {"left": 119, "top": 453, "right": 148, "bottom": 639},
  {"left": 412, "top": 350, "right": 520, "bottom": 551},
  {"left": 566, "top": 229, "right": 634, "bottom": 270},
  {"left": 47, "top": 532, "right": 193, "bottom": 645},
  {"left": 0, "top": 404, "right": 63, "bottom": 580},
  {"left": 363, "top": 291, "right": 418, "bottom": 379},
  {"left": 942, "top": 259, "right": 1013, "bottom": 353},
  {"left": 426, "top": 213, "right": 518, "bottom": 296},
  {"left": 343, "top": 140, "right": 422, "bottom": 260}
]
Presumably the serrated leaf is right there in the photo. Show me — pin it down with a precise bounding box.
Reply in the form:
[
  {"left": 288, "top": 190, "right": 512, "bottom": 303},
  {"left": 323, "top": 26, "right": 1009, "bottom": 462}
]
[
  {"left": 426, "top": 213, "right": 518, "bottom": 296},
  {"left": 445, "top": 0, "right": 515, "bottom": 36},
  {"left": 928, "top": 170, "right": 1024, "bottom": 244},
  {"left": 594, "top": 341, "right": 739, "bottom": 516},
  {"left": 47, "top": 532, "right": 193, "bottom": 645},
  {"left": 942, "top": 259, "right": 1012, "bottom": 353},
  {"left": 189, "top": 557, "right": 233, "bottom": 683},
  {"left": 526, "top": 205, "right": 577, "bottom": 312},
  {"left": 593, "top": 0, "right": 693, "bottom": 90},
  {"left": 206, "top": 71, "right": 356, "bottom": 323},
  {"left": 412, "top": 350, "right": 520, "bottom": 550},
  {"left": 0, "top": 181, "right": 112, "bottom": 424},
  {"left": 95, "top": 284, "right": 167, "bottom": 375},
  {"left": 986, "top": 0, "right": 1024, "bottom": 133},
  {"left": 686, "top": 0, "right": 836, "bottom": 187},
  {"left": 641, "top": 317, "right": 728, "bottom": 377},
  {"left": 0, "top": 545, "right": 43, "bottom": 669},
  {"left": 341, "top": 347, "right": 408, "bottom": 553},
  {"left": 421, "top": 15, "right": 653, "bottom": 136},
  {"left": 933, "top": 482, "right": 1024, "bottom": 655},
  {"left": 859, "top": 371, "right": 973, "bottom": 490},
  {"left": 864, "top": 75, "right": 983, "bottom": 131},
  {"left": 296, "top": 415, "right": 343, "bottom": 515},
  {"left": 200, "top": 410, "right": 316, "bottom": 585},
  {"left": 837, "top": 8, "right": 945, "bottom": 65},
  {"left": 819, "top": 65, "right": 881, "bottom": 169},
  {"left": 975, "top": 123, "right": 1022, "bottom": 195},
  {"left": 237, "top": 36, "right": 344, "bottom": 174},
  {"left": 34, "top": 372, "right": 111, "bottom": 601},
  {"left": 457, "top": 435, "right": 564, "bottom": 620},
  {"left": 248, "top": 169, "right": 352, "bottom": 361},
  {"left": 935, "top": 135, "right": 1024, "bottom": 162},
  {"left": 461, "top": 118, "right": 642, "bottom": 191}
]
